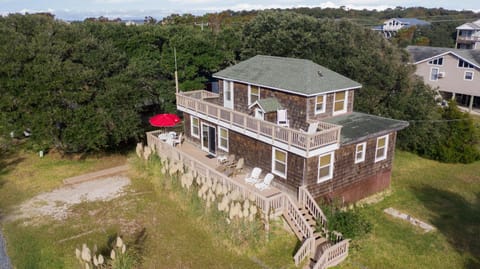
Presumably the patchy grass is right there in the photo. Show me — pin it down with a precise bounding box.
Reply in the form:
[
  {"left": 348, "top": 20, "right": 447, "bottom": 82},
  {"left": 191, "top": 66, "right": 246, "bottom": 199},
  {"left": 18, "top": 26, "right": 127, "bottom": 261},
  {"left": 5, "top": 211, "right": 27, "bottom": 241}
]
[
  {"left": 0, "top": 151, "right": 297, "bottom": 269},
  {"left": 338, "top": 151, "right": 480, "bottom": 269}
]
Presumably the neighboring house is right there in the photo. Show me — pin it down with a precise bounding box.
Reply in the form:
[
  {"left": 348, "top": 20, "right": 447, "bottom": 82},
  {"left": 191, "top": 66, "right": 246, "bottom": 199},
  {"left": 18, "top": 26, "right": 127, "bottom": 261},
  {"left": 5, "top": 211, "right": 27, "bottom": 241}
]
[
  {"left": 407, "top": 45, "right": 480, "bottom": 111},
  {"left": 372, "top": 18, "right": 430, "bottom": 38},
  {"left": 176, "top": 55, "right": 408, "bottom": 203},
  {"left": 455, "top": 19, "right": 480, "bottom": 50}
]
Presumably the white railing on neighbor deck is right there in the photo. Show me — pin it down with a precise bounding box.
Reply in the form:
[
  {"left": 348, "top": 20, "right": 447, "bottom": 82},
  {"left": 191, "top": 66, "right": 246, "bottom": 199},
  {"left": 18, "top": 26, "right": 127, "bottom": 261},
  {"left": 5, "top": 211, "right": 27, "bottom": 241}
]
[
  {"left": 176, "top": 90, "right": 341, "bottom": 154},
  {"left": 299, "top": 186, "right": 328, "bottom": 229},
  {"left": 146, "top": 130, "right": 284, "bottom": 218},
  {"left": 312, "top": 239, "right": 350, "bottom": 269}
]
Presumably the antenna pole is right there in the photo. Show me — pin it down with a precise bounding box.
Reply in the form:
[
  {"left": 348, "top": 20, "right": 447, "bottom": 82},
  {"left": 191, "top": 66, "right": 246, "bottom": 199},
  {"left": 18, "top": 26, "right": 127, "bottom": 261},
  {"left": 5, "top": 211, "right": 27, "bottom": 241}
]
[{"left": 174, "top": 47, "right": 179, "bottom": 94}]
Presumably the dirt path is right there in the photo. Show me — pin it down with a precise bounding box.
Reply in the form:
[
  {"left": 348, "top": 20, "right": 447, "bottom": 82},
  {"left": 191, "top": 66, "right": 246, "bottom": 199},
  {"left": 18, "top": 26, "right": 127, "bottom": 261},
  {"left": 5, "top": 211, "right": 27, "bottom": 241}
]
[{"left": 9, "top": 176, "right": 130, "bottom": 222}]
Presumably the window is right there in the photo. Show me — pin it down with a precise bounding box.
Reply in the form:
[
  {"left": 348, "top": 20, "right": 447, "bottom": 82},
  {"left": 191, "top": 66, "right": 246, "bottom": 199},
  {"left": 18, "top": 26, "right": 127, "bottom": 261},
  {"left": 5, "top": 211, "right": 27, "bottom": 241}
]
[
  {"left": 218, "top": 127, "right": 228, "bottom": 151},
  {"left": 375, "top": 135, "right": 389, "bottom": 162},
  {"left": 430, "top": 68, "right": 439, "bottom": 81},
  {"left": 272, "top": 148, "right": 287, "bottom": 178},
  {"left": 224, "top": 81, "right": 232, "bottom": 101},
  {"left": 428, "top": 57, "right": 443, "bottom": 66},
  {"left": 355, "top": 142, "right": 366, "bottom": 164},
  {"left": 465, "top": 71, "right": 474, "bottom": 80},
  {"left": 333, "top": 91, "right": 348, "bottom": 115},
  {"left": 191, "top": 116, "right": 199, "bottom": 138},
  {"left": 458, "top": 59, "right": 474, "bottom": 68},
  {"left": 315, "top": 95, "right": 325, "bottom": 114},
  {"left": 248, "top": 85, "right": 260, "bottom": 105},
  {"left": 318, "top": 152, "right": 334, "bottom": 183}
]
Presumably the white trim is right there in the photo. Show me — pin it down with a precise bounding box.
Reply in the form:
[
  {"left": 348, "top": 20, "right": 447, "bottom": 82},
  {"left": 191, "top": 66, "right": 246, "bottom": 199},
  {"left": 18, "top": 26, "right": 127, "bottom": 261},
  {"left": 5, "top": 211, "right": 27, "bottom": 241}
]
[
  {"left": 355, "top": 142, "right": 366, "bottom": 164},
  {"left": 413, "top": 51, "right": 480, "bottom": 70},
  {"left": 464, "top": 71, "right": 474, "bottom": 81},
  {"left": 213, "top": 75, "right": 362, "bottom": 97},
  {"left": 178, "top": 107, "right": 340, "bottom": 158},
  {"left": 430, "top": 67, "right": 439, "bottom": 81},
  {"left": 374, "top": 135, "right": 389, "bottom": 163},
  {"left": 314, "top": 94, "right": 326, "bottom": 114},
  {"left": 223, "top": 80, "right": 234, "bottom": 109},
  {"left": 332, "top": 90, "right": 348, "bottom": 115},
  {"left": 218, "top": 126, "right": 229, "bottom": 152},
  {"left": 272, "top": 147, "right": 287, "bottom": 178},
  {"left": 248, "top": 85, "right": 260, "bottom": 105},
  {"left": 318, "top": 151, "right": 334, "bottom": 183},
  {"left": 190, "top": 116, "right": 200, "bottom": 138}
]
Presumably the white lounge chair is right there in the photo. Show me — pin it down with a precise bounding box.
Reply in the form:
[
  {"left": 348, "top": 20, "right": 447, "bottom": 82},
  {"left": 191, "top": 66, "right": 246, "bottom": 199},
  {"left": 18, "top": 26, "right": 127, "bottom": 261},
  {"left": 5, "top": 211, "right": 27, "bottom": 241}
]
[
  {"left": 255, "top": 173, "right": 274, "bottom": 191},
  {"left": 245, "top": 167, "right": 262, "bottom": 184},
  {"left": 277, "top": 109, "right": 289, "bottom": 127},
  {"left": 172, "top": 133, "right": 183, "bottom": 147}
]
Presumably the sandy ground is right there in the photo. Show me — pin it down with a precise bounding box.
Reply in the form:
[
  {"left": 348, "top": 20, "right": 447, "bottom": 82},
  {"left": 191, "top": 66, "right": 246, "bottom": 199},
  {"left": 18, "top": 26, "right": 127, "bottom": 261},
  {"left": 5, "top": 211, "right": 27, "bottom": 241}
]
[{"left": 8, "top": 176, "right": 131, "bottom": 222}]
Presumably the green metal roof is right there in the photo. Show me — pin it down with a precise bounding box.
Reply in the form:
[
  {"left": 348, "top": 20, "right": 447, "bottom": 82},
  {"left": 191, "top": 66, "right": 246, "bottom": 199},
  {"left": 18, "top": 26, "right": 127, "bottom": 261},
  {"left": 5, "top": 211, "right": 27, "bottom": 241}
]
[
  {"left": 325, "top": 112, "right": 409, "bottom": 144},
  {"left": 213, "top": 55, "right": 362, "bottom": 96},
  {"left": 249, "top": 98, "right": 283, "bottom": 113}
]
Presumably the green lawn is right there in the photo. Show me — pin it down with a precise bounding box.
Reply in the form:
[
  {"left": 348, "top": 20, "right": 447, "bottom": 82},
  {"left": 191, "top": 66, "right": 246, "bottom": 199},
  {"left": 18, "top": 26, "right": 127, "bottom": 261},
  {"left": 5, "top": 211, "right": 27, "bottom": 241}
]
[
  {"left": 338, "top": 151, "right": 480, "bottom": 269},
  {"left": 0, "top": 151, "right": 297, "bottom": 269}
]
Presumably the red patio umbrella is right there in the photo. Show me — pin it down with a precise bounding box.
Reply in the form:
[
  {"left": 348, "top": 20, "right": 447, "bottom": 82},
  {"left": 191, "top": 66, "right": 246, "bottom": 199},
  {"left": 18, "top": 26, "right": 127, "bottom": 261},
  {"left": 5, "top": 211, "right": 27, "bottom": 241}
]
[{"left": 149, "top": 113, "right": 181, "bottom": 127}]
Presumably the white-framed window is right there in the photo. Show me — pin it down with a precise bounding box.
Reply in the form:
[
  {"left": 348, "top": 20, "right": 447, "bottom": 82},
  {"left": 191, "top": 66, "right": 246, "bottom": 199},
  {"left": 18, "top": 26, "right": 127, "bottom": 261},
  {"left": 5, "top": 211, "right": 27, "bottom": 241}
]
[
  {"left": 428, "top": 57, "right": 443, "bottom": 66},
  {"left": 458, "top": 59, "right": 474, "bottom": 69},
  {"left": 375, "top": 135, "right": 389, "bottom": 162},
  {"left": 333, "top": 91, "right": 348, "bottom": 115},
  {"left": 191, "top": 116, "right": 200, "bottom": 138},
  {"left": 248, "top": 85, "right": 260, "bottom": 105},
  {"left": 464, "top": 71, "right": 474, "bottom": 81},
  {"left": 223, "top": 80, "right": 234, "bottom": 109},
  {"left": 355, "top": 142, "right": 366, "bottom": 164},
  {"left": 315, "top": 95, "right": 325, "bottom": 114},
  {"left": 318, "top": 152, "right": 334, "bottom": 183},
  {"left": 218, "top": 127, "right": 228, "bottom": 152},
  {"left": 430, "top": 67, "right": 439, "bottom": 81},
  {"left": 272, "top": 148, "right": 287, "bottom": 178}
]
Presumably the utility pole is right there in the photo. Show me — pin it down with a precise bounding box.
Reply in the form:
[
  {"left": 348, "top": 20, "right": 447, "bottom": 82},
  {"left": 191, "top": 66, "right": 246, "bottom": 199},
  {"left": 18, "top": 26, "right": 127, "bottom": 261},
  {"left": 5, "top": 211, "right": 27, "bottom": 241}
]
[
  {"left": 194, "top": 22, "right": 209, "bottom": 31},
  {"left": 174, "top": 47, "right": 179, "bottom": 94}
]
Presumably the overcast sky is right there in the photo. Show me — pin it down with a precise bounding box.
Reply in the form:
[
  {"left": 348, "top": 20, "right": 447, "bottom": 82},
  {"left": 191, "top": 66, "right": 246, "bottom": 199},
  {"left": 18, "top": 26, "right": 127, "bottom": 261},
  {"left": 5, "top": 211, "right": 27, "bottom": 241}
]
[{"left": 1, "top": 0, "right": 479, "bottom": 20}]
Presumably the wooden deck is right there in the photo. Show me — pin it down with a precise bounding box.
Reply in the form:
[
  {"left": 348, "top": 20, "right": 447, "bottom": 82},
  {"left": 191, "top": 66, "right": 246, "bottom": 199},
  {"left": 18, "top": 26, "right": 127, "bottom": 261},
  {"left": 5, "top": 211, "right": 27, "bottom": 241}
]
[{"left": 175, "top": 138, "right": 282, "bottom": 199}]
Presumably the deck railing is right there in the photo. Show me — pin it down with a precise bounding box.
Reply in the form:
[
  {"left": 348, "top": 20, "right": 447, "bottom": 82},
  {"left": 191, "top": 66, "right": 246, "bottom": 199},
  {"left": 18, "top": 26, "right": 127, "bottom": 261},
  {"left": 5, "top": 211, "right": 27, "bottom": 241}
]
[
  {"left": 176, "top": 90, "right": 341, "bottom": 154},
  {"left": 299, "top": 186, "right": 328, "bottom": 229},
  {"left": 283, "top": 195, "right": 314, "bottom": 239},
  {"left": 312, "top": 239, "right": 350, "bottom": 269},
  {"left": 293, "top": 237, "right": 315, "bottom": 266},
  {"left": 147, "top": 130, "right": 284, "bottom": 217}
]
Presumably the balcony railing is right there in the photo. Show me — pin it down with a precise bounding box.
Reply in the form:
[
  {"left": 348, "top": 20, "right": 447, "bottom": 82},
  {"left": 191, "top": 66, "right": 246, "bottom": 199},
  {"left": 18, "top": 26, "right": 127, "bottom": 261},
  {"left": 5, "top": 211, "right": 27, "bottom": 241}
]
[
  {"left": 176, "top": 90, "right": 341, "bottom": 155},
  {"left": 457, "top": 35, "right": 480, "bottom": 42}
]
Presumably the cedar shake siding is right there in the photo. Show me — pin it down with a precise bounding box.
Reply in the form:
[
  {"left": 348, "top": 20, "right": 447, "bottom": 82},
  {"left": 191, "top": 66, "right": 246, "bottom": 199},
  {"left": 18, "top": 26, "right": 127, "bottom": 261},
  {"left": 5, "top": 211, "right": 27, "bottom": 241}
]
[
  {"left": 307, "top": 90, "right": 355, "bottom": 121},
  {"left": 229, "top": 130, "right": 304, "bottom": 192},
  {"left": 306, "top": 132, "right": 397, "bottom": 203}
]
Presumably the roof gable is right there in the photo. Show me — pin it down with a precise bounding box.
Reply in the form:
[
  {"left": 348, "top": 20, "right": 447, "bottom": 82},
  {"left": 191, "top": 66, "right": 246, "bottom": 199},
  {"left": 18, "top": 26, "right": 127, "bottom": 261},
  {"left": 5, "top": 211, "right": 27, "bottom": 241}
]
[
  {"left": 213, "top": 55, "right": 361, "bottom": 96},
  {"left": 406, "top": 46, "right": 480, "bottom": 69}
]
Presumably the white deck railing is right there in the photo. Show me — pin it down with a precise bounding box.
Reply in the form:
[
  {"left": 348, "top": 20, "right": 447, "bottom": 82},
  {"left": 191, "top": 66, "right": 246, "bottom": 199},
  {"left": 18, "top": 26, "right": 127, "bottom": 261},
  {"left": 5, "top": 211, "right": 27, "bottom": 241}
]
[
  {"left": 312, "top": 239, "right": 350, "bottom": 269},
  {"left": 147, "top": 130, "right": 284, "bottom": 217},
  {"left": 176, "top": 90, "right": 341, "bottom": 154},
  {"left": 283, "top": 195, "right": 314, "bottom": 239},
  {"left": 299, "top": 186, "right": 328, "bottom": 229}
]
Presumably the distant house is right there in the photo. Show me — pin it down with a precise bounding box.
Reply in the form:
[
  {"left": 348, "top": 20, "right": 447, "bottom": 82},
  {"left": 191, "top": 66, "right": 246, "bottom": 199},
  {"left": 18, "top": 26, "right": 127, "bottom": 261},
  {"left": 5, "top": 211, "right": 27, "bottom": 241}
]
[
  {"left": 372, "top": 18, "right": 430, "bottom": 38},
  {"left": 455, "top": 19, "right": 480, "bottom": 50},
  {"left": 407, "top": 45, "right": 480, "bottom": 111}
]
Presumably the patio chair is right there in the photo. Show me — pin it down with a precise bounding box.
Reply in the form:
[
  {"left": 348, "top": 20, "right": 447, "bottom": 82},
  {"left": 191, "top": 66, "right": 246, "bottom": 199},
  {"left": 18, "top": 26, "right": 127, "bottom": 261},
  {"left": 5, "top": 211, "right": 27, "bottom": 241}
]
[
  {"left": 255, "top": 173, "right": 274, "bottom": 191},
  {"left": 172, "top": 133, "right": 183, "bottom": 147},
  {"left": 228, "top": 157, "right": 244, "bottom": 177},
  {"left": 245, "top": 167, "right": 262, "bottom": 184},
  {"left": 276, "top": 109, "right": 289, "bottom": 127},
  {"left": 301, "top": 122, "right": 319, "bottom": 134}
]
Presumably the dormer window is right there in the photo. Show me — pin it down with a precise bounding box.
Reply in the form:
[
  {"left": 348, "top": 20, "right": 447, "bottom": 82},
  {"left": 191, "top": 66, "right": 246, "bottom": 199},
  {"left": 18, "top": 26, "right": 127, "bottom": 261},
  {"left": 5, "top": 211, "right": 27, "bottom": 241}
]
[
  {"left": 248, "top": 85, "right": 260, "bottom": 105},
  {"left": 428, "top": 57, "right": 443, "bottom": 66}
]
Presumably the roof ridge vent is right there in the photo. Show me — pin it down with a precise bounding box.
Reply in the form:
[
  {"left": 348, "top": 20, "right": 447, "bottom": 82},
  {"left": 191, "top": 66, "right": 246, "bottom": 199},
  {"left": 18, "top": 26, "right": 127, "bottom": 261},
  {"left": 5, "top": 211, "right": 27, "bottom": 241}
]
[{"left": 317, "top": 71, "right": 323, "bottom": 77}]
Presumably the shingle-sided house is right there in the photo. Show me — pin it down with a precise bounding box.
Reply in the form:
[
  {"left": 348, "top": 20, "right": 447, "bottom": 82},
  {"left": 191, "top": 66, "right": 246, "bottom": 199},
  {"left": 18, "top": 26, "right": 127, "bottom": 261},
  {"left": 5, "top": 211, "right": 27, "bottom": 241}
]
[
  {"left": 407, "top": 45, "right": 480, "bottom": 111},
  {"left": 176, "top": 55, "right": 408, "bottom": 203},
  {"left": 455, "top": 19, "right": 480, "bottom": 50}
]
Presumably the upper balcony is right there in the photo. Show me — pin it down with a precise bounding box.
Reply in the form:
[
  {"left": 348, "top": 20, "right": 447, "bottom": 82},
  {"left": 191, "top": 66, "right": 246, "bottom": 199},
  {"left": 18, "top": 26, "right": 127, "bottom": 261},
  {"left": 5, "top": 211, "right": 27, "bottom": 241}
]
[{"left": 176, "top": 90, "right": 342, "bottom": 157}]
